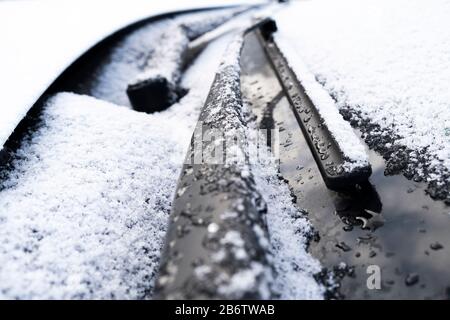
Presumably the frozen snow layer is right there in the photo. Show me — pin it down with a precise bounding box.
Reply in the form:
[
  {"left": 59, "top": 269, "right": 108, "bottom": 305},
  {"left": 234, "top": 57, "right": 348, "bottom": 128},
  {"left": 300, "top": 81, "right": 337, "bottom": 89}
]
[
  {"left": 0, "top": 93, "right": 183, "bottom": 299},
  {"left": 0, "top": 0, "right": 263, "bottom": 148},
  {"left": 275, "top": 0, "right": 450, "bottom": 202},
  {"left": 274, "top": 29, "right": 369, "bottom": 173},
  {"left": 0, "top": 29, "right": 232, "bottom": 299}
]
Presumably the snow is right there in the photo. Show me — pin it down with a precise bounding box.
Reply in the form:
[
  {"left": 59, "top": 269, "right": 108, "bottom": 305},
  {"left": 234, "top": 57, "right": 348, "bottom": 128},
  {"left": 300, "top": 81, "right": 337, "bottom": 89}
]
[
  {"left": 0, "top": 93, "right": 183, "bottom": 299},
  {"left": 252, "top": 161, "right": 325, "bottom": 299},
  {"left": 217, "top": 262, "right": 268, "bottom": 298},
  {"left": 207, "top": 222, "right": 220, "bottom": 234},
  {"left": 0, "top": 26, "right": 234, "bottom": 299},
  {"left": 245, "top": 105, "right": 324, "bottom": 300},
  {"left": 275, "top": 0, "right": 450, "bottom": 200},
  {"left": 0, "top": 0, "right": 263, "bottom": 148}
]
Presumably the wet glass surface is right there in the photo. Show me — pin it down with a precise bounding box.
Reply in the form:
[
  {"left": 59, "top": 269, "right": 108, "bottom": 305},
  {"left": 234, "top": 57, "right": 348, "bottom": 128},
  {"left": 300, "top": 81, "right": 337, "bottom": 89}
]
[{"left": 241, "top": 32, "right": 450, "bottom": 299}]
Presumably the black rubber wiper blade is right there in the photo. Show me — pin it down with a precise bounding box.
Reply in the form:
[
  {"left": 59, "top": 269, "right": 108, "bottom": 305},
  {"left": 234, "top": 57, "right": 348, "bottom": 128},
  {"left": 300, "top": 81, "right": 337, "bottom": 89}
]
[
  {"left": 257, "top": 20, "right": 371, "bottom": 190},
  {"left": 154, "top": 19, "right": 276, "bottom": 300}
]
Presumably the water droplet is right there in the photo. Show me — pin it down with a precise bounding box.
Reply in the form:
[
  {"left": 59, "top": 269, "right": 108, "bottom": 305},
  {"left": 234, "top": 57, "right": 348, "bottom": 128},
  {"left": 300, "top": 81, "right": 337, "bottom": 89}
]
[
  {"left": 336, "top": 241, "right": 352, "bottom": 252},
  {"left": 430, "top": 242, "right": 444, "bottom": 250},
  {"left": 405, "top": 273, "right": 419, "bottom": 286},
  {"left": 343, "top": 225, "right": 353, "bottom": 232}
]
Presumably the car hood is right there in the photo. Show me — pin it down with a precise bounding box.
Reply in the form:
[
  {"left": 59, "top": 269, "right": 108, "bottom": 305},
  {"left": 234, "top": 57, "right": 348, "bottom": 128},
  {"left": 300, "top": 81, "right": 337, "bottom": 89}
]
[{"left": 0, "top": 0, "right": 262, "bottom": 147}]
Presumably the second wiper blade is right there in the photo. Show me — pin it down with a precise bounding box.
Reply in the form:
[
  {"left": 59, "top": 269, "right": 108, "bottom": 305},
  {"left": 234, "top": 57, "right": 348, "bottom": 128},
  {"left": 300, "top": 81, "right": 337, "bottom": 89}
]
[{"left": 257, "top": 21, "right": 371, "bottom": 190}]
